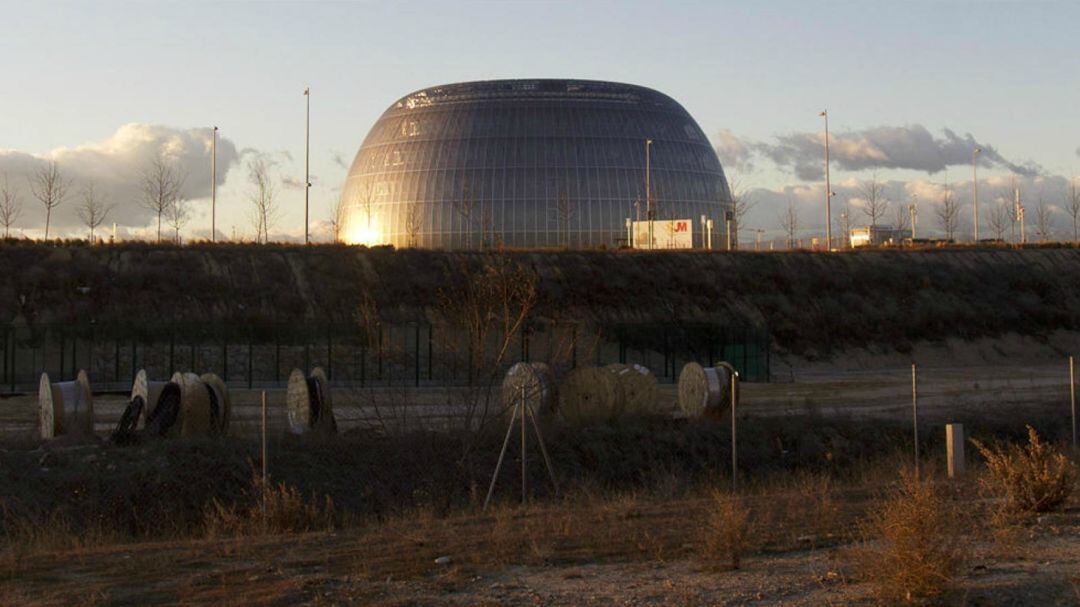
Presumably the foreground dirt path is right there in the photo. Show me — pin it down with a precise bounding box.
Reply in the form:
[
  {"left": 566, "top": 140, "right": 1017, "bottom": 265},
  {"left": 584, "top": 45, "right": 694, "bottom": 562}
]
[{"left": 3, "top": 510, "right": 1078, "bottom": 607}]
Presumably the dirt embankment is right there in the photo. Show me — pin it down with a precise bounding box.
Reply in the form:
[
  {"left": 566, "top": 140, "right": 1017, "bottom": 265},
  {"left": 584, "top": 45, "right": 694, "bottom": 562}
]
[{"left": 1, "top": 242, "right": 1079, "bottom": 354}]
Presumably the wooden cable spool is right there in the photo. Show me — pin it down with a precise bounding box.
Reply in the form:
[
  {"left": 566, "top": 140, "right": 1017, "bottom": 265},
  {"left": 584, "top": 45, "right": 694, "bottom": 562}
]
[
  {"left": 605, "top": 363, "right": 658, "bottom": 417},
  {"left": 169, "top": 372, "right": 214, "bottom": 437},
  {"left": 38, "top": 370, "right": 94, "bottom": 439},
  {"left": 677, "top": 362, "right": 734, "bottom": 418},
  {"left": 558, "top": 366, "right": 618, "bottom": 426},
  {"left": 502, "top": 362, "right": 557, "bottom": 417},
  {"left": 130, "top": 369, "right": 167, "bottom": 430},
  {"left": 200, "top": 372, "right": 231, "bottom": 435},
  {"left": 285, "top": 367, "right": 336, "bottom": 436}
]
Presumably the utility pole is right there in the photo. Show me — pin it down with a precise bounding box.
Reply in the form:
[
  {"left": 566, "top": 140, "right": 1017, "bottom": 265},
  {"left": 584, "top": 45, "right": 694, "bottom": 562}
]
[
  {"left": 645, "top": 139, "right": 653, "bottom": 250},
  {"left": 972, "top": 147, "right": 981, "bottom": 242},
  {"left": 819, "top": 110, "right": 832, "bottom": 249},
  {"left": 304, "top": 87, "right": 311, "bottom": 245},
  {"left": 211, "top": 126, "right": 218, "bottom": 242}
]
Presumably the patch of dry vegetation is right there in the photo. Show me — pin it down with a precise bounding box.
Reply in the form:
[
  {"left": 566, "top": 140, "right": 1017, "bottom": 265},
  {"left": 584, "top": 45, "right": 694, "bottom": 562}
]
[
  {"left": 850, "top": 471, "right": 967, "bottom": 604},
  {"left": 203, "top": 475, "right": 337, "bottom": 538},
  {"left": 972, "top": 426, "right": 1077, "bottom": 513}
]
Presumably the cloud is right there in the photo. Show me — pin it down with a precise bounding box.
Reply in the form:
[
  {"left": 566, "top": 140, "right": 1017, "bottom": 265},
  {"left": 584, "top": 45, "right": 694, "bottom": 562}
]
[
  {"left": 0, "top": 123, "right": 240, "bottom": 232},
  {"left": 754, "top": 124, "right": 1039, "bottom": 181},
  {"left": 711, "top": 129, "right": 754, "bottom": 173},
  {"left": 713, "top": 125, "right": 1040, "bottom": 181}
]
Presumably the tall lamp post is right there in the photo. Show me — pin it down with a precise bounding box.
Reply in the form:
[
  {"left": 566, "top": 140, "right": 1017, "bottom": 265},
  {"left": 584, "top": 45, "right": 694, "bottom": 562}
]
[
  {"left": 972, "top": 147, "right": 981, "bottom": 242},
  {"left": 211, "top": 126, "right": 218, "bottom": 242},
  {"left": 909, "top": 195, "right": 918, "bottom": 240},
  {"left": 645, "top": 139, "right": 653, "bottom": 250},
  {"left": 819, "top": 111, "right": 832, "bottom": 250},
  {"left": 304, "top": 87, "right": 311, "bottom": 245}
]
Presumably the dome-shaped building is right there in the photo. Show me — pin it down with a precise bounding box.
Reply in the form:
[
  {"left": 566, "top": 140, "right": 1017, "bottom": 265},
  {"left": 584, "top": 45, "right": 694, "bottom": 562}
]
[{"left": 339, "top": 79, "right": 731, "bottom": 249}]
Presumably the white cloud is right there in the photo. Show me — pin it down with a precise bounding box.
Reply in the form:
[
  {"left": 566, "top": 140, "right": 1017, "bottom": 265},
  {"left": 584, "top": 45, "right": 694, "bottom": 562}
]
[{"left": 0, "top": 123, "right": 240, "bottom": 234}]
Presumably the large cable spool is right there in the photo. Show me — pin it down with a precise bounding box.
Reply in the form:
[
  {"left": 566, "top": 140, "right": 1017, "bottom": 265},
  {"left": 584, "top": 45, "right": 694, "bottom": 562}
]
[
  {"left": 200, "top": 372, "right": 231, "bottom": 435},
  {"left": 677, "top": 362, "right": 735, "bottom": 418},
  {"left": 38, "top": 370, "right": 95, "bottom": 439},
  {"left": 169, "top": 372, "right": 214, "bottom": 437},
  {"left": 605, "top": 363, "right": 658, "bottom": 417},
  {"left": 558, "top": 366, "right": 619, "bottom": 425},
  {"left": 502, "top": 362, "right": 556, "bottom": 416},
  {"left": 130, "top": 369, "right": 167, "bottom": 430},
  {"left": 285, "top": 367, "right": 337, "bottom": 436}
]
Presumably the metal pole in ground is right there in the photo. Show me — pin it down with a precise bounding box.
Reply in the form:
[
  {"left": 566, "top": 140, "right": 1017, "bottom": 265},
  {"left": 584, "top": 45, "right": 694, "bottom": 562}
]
[
  {"left": 1070, "top": 355, "right": 1076, "bottom": 452},
  {"left": 261, "top": 390, "right": 268, "bottom": 517},
  {"left": 521, "top": 384, "right": 527, "bottom": 504},
  {"left": 731, "top": 370, "right": 739, "bottom": 493},
  {"left": 483, "top": 402, "right": 519, "bottom": 511},
  {"left": 911, "top": 363, "right": 920, "bottom": 479}
]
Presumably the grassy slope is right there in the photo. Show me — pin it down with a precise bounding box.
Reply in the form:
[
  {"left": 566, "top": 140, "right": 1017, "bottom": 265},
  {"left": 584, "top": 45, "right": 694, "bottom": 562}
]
[{"left": 1, "top": 242, "right": 1078, "bottom": 353}]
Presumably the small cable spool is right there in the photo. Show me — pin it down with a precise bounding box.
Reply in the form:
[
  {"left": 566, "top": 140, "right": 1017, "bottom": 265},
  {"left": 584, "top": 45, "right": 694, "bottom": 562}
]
[
  {"left": 38, "top": 370, "right": 95, "bottom": 439},
  {"left": 677, "top": 362, "right": 735, "bottom": 418},
  {"left": 558, "top": 366, "right": 618, "bottom": 426},
  {"left": 130, "top": 369, "right": 167, "bottom": 430},
  {"left": 200, "top": 372, "right": 231, "bottom": 435},
  {"left": 502, "top": 362, "right": 557, "bottom": 417},
  {"left": 169, "top": 372, "right": 214, "bottom": 437},
  {"left": 605, "top": 363, "right": 658, "bottom": 417},
  {"left": 286, "top": 367, "right": 336, "bottom": 436}
]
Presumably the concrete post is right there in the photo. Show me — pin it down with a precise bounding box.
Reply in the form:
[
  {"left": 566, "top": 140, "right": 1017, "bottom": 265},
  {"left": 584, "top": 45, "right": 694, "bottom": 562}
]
[{"left": 946, "top": 423, "right": 965, "bottom": 478}]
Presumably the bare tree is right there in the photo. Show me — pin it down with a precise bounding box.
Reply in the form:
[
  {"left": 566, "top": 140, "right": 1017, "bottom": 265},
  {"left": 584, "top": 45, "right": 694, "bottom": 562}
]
[
  {"left": 728, "top": 174, "right": 756, "bottom": 248},
  {"left": 452, "top": 181, "right": 475, "bottom": 249},
  {"left": 247, "top": 158, "right": 279, "bottom": 244},
  {"left": 328, "top": 196, "right": 347, "bottom": 243},
  {"left": 987, "top": 201, "right": 1010, "bottom": 242},
  {"left": 405, "top": 202, "right": 423, "bottom": 247},
  {"left": 833, "top": 196, "right": 851, "bottom": 248},
  {"left": 1066, "top": 177, "right": 1080, "bottom": 242},
  {"left": 555, "top": 189, "right": 576, "bottom": 247},
  {"left": 140, "top": 156, "right": 184, "bottom": 242},
  {"left": 0, "top": 174, "right": 21, "bottom": 238},
  {"left": 1034, "top": 199, "right": 1055, "bottom": 243},
  {"left": 893, "top": 200, "right": 911, "bottom": 236},
  {"left": 354, "top": 182, "right": 375, "bottom": 238},
  {"left": 28, "top": 160, "right": 70, "bottom": 239},
  {"left": 76, "top": 182, "right": 112, "bottom": 242},
  {"left": 936, "top": 186, "right": 961, "bottom": 241},
  {"left": 777, "top": 199, "right": 800, "bottom": 249},
  {"left": 166, "top": 195, "right": 191, "bottom": 244},
  {"left": 858, "top": 173, "right": 890, "bottom": 228}
]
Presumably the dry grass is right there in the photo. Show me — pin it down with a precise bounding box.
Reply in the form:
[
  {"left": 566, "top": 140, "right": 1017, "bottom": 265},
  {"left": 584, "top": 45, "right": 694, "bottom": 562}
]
[
  {"left": 972, "top": 425, "right": 1078, "bottom": 513},
  {"left": 850, "top": 471, "right": 967, "bottom": 604},
  {"left": 700, "top": 491, "right": 752, "bottom": 570},
  {"left": 203, "top": 475, "right": 337, "bottom": 538}
]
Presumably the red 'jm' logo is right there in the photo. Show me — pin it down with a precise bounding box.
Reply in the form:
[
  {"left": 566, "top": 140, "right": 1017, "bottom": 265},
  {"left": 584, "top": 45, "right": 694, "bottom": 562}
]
[{"left": 675, "top": 222, "right": 687, "bottom": 232}]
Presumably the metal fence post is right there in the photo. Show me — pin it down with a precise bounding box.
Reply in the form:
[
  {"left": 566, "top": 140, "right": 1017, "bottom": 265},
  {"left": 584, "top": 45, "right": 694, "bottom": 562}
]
[
  {"left": 912, "top": 363, "right": 920, "bottom": 479},
  {"left": 1070, "top": 355, "right": 1076, "bottom": 452}
]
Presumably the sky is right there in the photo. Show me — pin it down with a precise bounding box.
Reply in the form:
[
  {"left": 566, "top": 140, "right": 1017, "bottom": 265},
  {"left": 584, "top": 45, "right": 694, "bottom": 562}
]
[{"left": 1, "top": 0, "right": 1078, "bottom": 243}]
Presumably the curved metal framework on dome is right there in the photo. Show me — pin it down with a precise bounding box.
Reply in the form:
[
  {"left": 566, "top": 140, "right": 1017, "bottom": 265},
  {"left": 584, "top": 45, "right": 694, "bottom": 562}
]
[{"left": 339, "top": 79, "right": 732, "bottom": 249}]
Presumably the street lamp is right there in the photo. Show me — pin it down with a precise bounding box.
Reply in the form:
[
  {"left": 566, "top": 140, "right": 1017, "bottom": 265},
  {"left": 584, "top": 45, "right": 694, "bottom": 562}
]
[
  {"left": 972, "top": 147, "right": 981, "bottom": 242},
  {"left": 819, "top": 110, "right": 832, "bottom": 249},
  {"left": 211, "top": 126, "right": 218, "bottom": 242},
  {"left": 645, "top": 139, "right": 653, "bottom": 250},
  {"left": 304, "top": 87, "right": 311, "bottom": 245},
  {"left": 909, "top": 195, "right": 918, "bottom": 240}
]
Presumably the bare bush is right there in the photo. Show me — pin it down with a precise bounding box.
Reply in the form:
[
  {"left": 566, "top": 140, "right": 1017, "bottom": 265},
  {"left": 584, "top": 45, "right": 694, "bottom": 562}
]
[
  {"left": 700, "top": 492, "right": 752, "bottom": 570},
  {"left": 972, "top": 425, "right": 1077, "bottom": 513},
  {"left": 850, "top": 471, "right": 965, "bottom": 603}
]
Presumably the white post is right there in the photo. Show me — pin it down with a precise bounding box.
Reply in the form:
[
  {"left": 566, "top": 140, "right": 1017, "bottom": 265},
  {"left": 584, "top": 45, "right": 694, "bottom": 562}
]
[
  {"left": 706, "top": 219, "right": 714, "bottom": 250},
  {"left": 261, "top": 389, "right": 268, "bottom": 520},
  {"left": 946, "top": 423, "right": 965, "bottom": 478},
  {"left": 730, "top": 370, "right": 739, "bottom": 492}
]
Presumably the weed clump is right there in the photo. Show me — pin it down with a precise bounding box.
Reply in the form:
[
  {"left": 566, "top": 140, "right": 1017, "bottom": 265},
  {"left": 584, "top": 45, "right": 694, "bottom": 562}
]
[
  {"left": 851, "top": 472, "right": 965, "bottom": 603},
  {"left": 972, "top": 426, "right": 1077, "bottom": 513},
  {"left": 203, "top": 475, "right": 336, "bottom": 537},
  {"left": 700, "top": 491, "right": 752, "bottom": 570}
]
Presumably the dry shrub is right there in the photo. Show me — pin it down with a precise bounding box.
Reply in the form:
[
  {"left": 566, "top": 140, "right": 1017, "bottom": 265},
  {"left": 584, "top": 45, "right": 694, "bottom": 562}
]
[
  {"left": 851, "top": 471, "right": 965, "bottom": 604},
  {"left": 792, "top": 471, "right": 841, "bottom": 545},
  {"left": 204, "top": 475, "right": 336, "bottom": 538},
  {"left": 972, "top": 426, "right": 1077, "bottom": 513},
  {"left": 700, "top": 491, "right": 751, "bottom": 570},
  {"left": 0, "top": 508, "right": 123, "bottom": 562}
]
